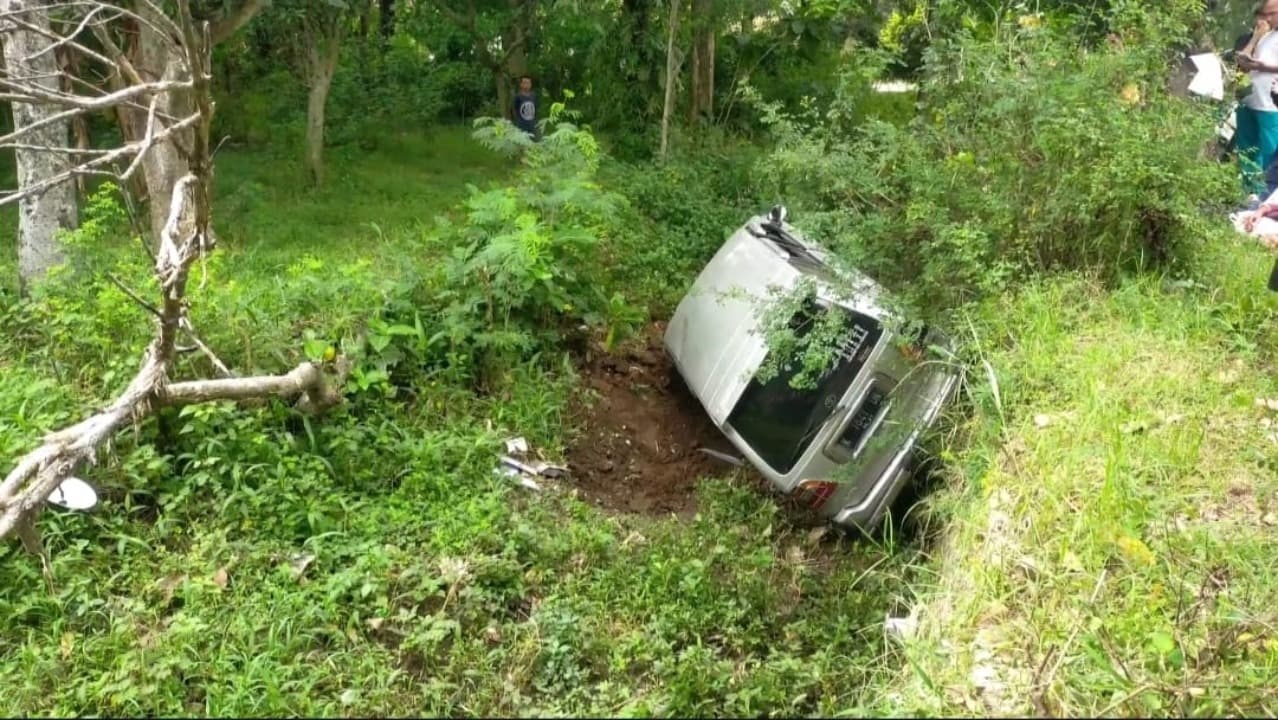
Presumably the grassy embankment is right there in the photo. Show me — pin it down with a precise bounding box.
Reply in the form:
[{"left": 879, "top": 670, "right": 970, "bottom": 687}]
[{"left": 0, "top": 125, "right": 1276, "bottom": 716}]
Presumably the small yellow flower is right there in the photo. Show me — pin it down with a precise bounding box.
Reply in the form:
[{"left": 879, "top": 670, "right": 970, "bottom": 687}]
[
  {"left": 1116, "top": 535, "right": 1155, "bottom": 566},
  {"left": 1018, "top": 14, "right": 1042, "bottom": 30}
]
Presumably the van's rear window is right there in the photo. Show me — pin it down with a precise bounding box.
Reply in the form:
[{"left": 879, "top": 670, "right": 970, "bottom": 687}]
[{"left": 727, "top": 302, "right": 883, "bottom": 475}]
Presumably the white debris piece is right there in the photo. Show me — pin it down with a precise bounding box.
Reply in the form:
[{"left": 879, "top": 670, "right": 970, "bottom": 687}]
[
  {"left": 46, "top": 476, "right": 97, "bottom": 510},
  {"left": 494, "top": 435, "right": 568, "bottom": 491}
]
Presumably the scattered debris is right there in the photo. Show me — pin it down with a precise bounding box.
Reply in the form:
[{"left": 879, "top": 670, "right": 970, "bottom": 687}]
[
  {"left": 212, "top": 566, "right": 229, "bottom": 590},
  {"left": 495, "top": 436, "right": 569, "bottom": 492},
  {"left": 1013, "top": 555, "right": 1041, "bottom": 581},
  {"left": 499, "top": 454, "right": 567, "bottom": 479},
  {"left": 697, "top": 447, "right": 745, "bottom": 466},
  {"left": 1033, "top": 414, "right": 1052, "bottom": 429},
  {"left": 885, "top": 611, "right": 919, "bottom": 640},
  {"left": 365, "top": 617, "right": 384, "bottom": 631},
  {"left": 1256, "top": 398, "right": 1278, "bottom": 413},
  {"left": 806, "top": 525, "right": 831, "bottom": 546},
  {"left": 438, "top": 556, "right": 471, "bottom": 587},
  {"left": 785, "top": 544, "right": 807, "bottom": 567},
  {"left": 158, "top": 573, "right": 188, "bottom": 602},
  {"left": 289, "top": 552, "right": 316, "bottom": 581}
]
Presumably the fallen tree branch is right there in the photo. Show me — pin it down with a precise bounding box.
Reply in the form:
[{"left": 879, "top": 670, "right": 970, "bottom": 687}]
[
  {"left": 0, "top": 2, "right": 342, "bottom": 568},
  {"left": 163, "top": 362, "right": 326, "bottom": 405}
]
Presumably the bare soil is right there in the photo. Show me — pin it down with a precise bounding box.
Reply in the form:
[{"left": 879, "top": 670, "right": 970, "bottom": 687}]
[{"left": 564, "top": 322, "right": 746, "bottom": 518}]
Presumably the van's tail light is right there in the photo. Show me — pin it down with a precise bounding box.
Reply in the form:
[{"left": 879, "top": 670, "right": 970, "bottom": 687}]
[{"left": 796, "top": 479, "right": 838, "bottom": 510}]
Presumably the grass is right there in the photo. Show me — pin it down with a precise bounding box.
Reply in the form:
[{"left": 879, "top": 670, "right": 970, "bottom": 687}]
[
  {"left": 0, "top": 127, "right": 922, "bottom": 716},
  {"left": 3, "top": 123, "right": 1278, "bottom": 717},
  {"left": 879, "top": 237, "right": 1278, "bottom": 716}
]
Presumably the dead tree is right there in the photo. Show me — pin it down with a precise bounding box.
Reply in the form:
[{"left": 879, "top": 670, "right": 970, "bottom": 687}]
[{"left": 0, "top": 0, "right": 350, "bottom": 587}]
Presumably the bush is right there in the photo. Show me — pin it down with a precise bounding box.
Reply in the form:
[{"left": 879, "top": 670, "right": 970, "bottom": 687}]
[
  {"left": 597, "top": 134, "right": 764, "bottom": 312},
  {"left": 420, "top": 104, "right": 640, "bottom": 387},
  {"left": 751, "top": 9, "right": 1234, "bottom": 322}
]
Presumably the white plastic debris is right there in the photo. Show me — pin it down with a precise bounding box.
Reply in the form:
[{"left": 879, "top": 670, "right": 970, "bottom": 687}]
[
  {"left": 697, "top": 447, "right": 744, "bottom": 466},
  {"left": 46, "top": 476, "right": 97, "bottom": 510},
  {"left": 494, "top": 465, "right": 542, "bottom": 491},
  {"left": 885, "top": 614, "right": 918, "bottom": 640},
  {"left": 494, "top": 435, "right": 568, "bottom": 491}
]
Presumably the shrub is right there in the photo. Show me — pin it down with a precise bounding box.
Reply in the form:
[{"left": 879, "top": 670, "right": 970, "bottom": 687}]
[
  {"left": 423, "top": 102, "right": 640, "bottom": 387},
  {"left": 751, "top": 9, "right": 1234, "bottom": 323}
]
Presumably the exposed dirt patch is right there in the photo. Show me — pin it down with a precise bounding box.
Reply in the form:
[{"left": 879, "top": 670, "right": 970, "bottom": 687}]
[{"left": 564, "top": 322, "right": 747, "bottom": 517}]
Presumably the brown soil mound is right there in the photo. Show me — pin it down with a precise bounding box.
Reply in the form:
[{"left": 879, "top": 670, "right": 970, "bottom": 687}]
[{"left": 565, "top": 322, "right": 744, "bottom": 517}]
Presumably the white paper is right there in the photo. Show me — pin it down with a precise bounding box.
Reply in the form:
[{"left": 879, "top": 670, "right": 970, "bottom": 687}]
[{"left": 1188, "top": 52, "right": 1225, "bottom": 101}]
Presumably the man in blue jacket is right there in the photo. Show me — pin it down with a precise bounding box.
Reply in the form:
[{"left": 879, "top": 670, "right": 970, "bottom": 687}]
[{"left": 513, "top": 75, "right": 539, "bottom": 140}]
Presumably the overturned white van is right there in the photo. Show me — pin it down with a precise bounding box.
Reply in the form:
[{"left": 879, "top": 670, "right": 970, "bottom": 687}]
[{"left": 664, "top": 207, "right": 960, "bottom": 531}]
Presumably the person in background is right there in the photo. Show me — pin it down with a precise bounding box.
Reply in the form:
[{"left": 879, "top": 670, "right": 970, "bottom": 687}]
[
  {"left": 1235, "top": 1, "right": 1278, "bottom": 198},
  {"left": 513, "top": 75, "right": 539, "bottom": 141}
]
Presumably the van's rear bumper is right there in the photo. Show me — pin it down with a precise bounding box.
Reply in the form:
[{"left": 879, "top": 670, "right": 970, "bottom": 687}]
[{"left": 827, "top": 368, "right": 960, "bottom": 531}]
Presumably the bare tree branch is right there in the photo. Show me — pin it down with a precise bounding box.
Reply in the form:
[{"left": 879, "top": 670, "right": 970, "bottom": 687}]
[
  {"left": 106, "top": 271, "right": 162, "bottom": 318},
  {"left": 0, "top": 79, "right": 190, "bottom": 141},
  {"left": 12, "top": 5, "right": 120, "bottom": 66},
  {"left": 0, "top": 110, "right": 200, "bottom": 206}
]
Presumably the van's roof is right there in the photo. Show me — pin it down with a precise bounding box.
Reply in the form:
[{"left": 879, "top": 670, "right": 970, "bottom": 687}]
[
  {"left": 664, "top": 215, "right": 897, "bottom": 426},
  {"left": 734, "top": 216, "right": 893, "bottom": 318}
]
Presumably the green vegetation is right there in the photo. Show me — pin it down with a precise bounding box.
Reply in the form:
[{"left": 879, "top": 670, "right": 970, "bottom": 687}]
[
  {"left": 888, "top": 245, "right": 1278, "bottom": 716},
  {"left": 0, "top": 125, "right": 926, "bottom": 717},
  {"left": 3, "top": 0, "right": 1278, "bottom": 717}
]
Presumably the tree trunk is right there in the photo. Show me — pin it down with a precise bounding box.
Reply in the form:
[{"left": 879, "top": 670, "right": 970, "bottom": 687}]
[
  {"left": 305, "top": 30, "right": 342, "bottom": 187},
  {"left": 659, "top": 0, "right": 682, "bottom": 160},
  {"left": 495, "top": 67, "right": 512, "bottom": 119},
  {"left": 623, "top": 0, "right": 650, "bottom": 50},
  {"left": 500, "top": 0, "right": 531, "bottom": 118},
  {"left": 132, "top": 3, "right": 196, "bottom": 241},
  {"left": 2, "top": 0, "right": 79, "bottom": 293},
  {"left": 105, "top": 0, "right": 264, "bottom": 240},
  {"left": 688, "top": 0, "right": 714, "bottom": 124},
  {"left": 379, "top": 0, "right": 394, "bottom": 42},
  {"left": 54, "top": 45, "right": 92, "bottom": 196}
]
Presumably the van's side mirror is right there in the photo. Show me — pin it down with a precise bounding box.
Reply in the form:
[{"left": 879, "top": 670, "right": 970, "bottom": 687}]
[{"left": 769, "top": 205, "right": 788, "bottom": 224}]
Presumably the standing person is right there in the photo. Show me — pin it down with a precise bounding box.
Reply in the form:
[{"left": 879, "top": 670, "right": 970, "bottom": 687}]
[
  {"left": 1235, "top": 2, "right": 1278, "bottom": 196},
  {"left": 512, "top": 75, "right": 539, "bottom": 141}
]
